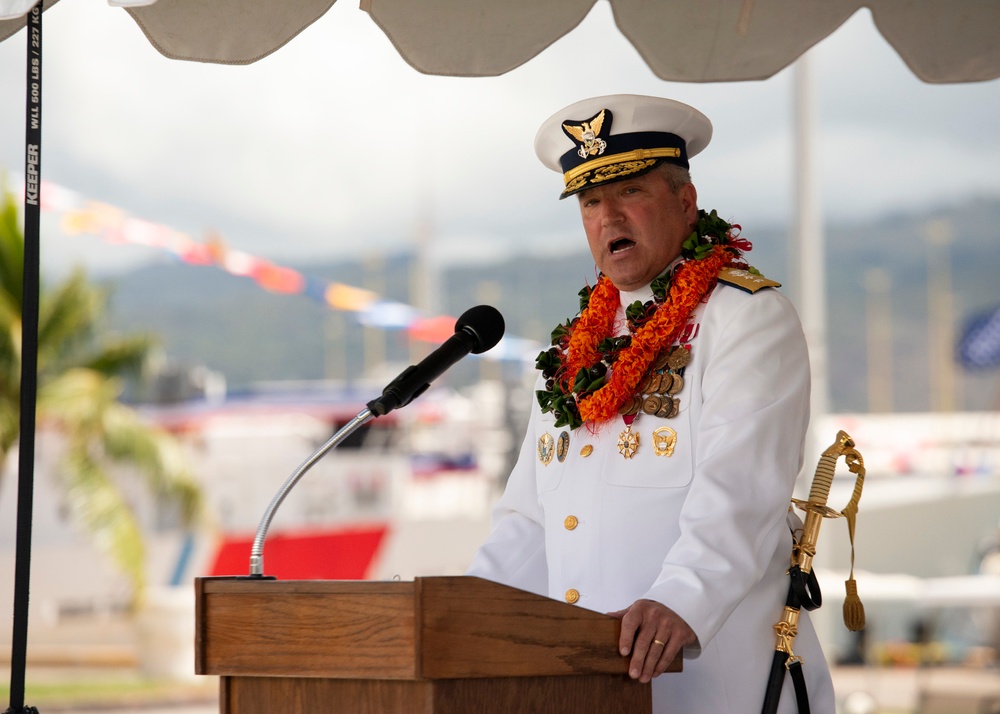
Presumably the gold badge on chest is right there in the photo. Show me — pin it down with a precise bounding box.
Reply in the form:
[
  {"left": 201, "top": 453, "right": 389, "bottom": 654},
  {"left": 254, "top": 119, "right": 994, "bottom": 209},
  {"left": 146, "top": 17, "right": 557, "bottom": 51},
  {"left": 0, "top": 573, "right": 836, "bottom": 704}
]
[
  {"left": 538, "top": 432, "right": 555, "bottom": 465},
  {"left": 652, "top": 426, "right": 677, "bottom": 457},
  {"left": 556, "top": 431, "right": 570, "bottom": 462},
  {"left": 617, "top": 424, "right": 640, "bottom": 459}
]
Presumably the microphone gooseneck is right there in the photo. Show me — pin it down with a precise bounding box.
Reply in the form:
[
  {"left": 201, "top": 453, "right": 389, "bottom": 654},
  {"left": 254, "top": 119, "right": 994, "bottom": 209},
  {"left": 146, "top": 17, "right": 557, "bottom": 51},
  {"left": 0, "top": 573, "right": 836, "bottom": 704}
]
[
  {"left": 249, "top": 409, "right": 374, "bottom": 576},
  {"left": 247, "top": 305, "right": 505, "bottom": 577}
]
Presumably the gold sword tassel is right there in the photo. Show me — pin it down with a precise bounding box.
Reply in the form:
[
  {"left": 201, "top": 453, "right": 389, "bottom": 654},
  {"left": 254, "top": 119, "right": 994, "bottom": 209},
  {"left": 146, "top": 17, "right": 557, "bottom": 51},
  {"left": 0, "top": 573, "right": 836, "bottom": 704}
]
[{"left": 789, "top": 430, "right": 867, "bottom": 633}]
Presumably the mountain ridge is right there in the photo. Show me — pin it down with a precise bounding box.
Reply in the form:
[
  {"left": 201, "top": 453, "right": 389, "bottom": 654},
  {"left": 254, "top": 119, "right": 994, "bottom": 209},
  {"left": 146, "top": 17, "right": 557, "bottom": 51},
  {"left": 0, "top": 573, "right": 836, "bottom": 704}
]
[{"left": 102, "top": 196, "right": 1000, "bottom": 412}]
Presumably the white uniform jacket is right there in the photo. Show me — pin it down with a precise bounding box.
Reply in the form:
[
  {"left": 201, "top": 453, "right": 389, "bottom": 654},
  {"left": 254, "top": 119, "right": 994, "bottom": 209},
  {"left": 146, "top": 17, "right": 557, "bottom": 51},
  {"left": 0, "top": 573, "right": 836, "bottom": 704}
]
[{"left": 468, "top": 280, "right": 835, "bottom": 713}]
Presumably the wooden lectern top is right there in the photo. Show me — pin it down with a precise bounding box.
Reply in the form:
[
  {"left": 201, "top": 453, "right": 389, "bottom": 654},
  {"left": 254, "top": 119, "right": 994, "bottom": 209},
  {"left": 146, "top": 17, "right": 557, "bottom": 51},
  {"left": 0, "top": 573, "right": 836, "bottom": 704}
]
[{"left": 195, "top": 575, "right": 681, "bottom": 681}]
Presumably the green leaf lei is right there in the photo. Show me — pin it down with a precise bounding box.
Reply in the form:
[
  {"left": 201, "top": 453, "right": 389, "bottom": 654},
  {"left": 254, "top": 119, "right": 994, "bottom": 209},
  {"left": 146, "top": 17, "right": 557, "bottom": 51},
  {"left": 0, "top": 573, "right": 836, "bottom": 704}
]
[{"left": 534, "top": 209, "right": 751, "bottom": 430}]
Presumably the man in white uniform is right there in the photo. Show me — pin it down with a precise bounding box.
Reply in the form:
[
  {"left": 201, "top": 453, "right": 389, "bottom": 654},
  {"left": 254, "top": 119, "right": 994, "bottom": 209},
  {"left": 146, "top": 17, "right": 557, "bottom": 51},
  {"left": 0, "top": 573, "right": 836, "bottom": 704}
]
[{"left": 467, "top": 95, "right": 835, "bottom": 713}]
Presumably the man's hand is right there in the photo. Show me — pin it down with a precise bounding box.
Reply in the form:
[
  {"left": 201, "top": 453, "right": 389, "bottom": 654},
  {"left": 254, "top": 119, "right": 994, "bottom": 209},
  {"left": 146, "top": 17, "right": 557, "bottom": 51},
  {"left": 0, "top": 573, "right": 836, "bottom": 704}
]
[{"left": 608, "top": 599, "right": 697, "bottom": 683}]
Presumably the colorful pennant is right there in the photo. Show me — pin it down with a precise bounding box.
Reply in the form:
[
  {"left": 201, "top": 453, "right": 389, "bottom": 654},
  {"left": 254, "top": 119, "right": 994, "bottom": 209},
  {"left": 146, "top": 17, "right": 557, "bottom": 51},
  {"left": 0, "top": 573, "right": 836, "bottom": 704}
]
[{"left": 9, "top": 174, "right": 538, "bottom": 362}]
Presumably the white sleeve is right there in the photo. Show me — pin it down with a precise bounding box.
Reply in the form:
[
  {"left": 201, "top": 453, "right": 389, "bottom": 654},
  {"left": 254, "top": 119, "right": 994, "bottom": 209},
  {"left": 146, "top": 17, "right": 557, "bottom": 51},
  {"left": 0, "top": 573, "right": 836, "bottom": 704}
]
[{"left": 642, "top": 288, "right": 810, "bottom": 649}]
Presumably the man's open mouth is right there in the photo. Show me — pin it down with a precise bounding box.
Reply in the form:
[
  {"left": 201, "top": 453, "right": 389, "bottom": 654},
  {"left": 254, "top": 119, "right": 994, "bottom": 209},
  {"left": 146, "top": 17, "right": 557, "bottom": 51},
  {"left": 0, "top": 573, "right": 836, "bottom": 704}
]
[{"left": 610, "top": 238, "right": 634, "bottom": 254}]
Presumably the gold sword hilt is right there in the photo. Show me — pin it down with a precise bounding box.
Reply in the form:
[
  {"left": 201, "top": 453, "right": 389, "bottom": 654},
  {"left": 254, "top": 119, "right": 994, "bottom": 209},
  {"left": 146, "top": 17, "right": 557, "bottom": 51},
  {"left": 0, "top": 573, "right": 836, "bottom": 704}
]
[
  {"left": 789, "top": 429, "right": 868, "bottom": 631},
  {"left": 790, "top": 430, "right": 865, "bottom": 574}
]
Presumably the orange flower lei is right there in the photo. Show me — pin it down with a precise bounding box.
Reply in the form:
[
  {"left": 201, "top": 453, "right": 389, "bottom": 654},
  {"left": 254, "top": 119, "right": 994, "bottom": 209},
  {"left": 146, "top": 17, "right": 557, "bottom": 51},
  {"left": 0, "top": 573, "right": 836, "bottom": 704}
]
[
  {"left": 535, "top": 209, "right": 750, "bottom": 429},
  {"left": 571, "top": 247, "right": 727, "bottom": 423}
]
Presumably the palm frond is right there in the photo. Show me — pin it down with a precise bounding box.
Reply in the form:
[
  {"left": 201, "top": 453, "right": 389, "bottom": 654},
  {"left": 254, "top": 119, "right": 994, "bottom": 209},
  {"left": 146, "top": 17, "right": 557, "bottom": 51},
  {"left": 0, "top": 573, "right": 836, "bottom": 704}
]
[
  {"left": 101, "top": 402, "right": 203, "bottom": 526},
  {"left": 58, "top": 446, "right": 147, "bottom": 605},
  {"left": 38, "top": 268, "right": 104, "bottom": 372},
  {"left": 0, "top": 405, "right": 18, "bottom": 464},
  {"left": 0, "top": 187, "right": 204, "bottom": 603},
  {"left": 37, "top": 368, "right": 119, "bottom": 436},
  {"left": 82, "top": 334, "right": 154, "bottom": 377},
  {"left": 0, "top": 305, "right": 20, "bottom": 413},
  {"left": 0, "top": 191, "right": 24, "bottom": 312},
  {"left": 40, "top": 368, "right": 203, "bottom": 527}
]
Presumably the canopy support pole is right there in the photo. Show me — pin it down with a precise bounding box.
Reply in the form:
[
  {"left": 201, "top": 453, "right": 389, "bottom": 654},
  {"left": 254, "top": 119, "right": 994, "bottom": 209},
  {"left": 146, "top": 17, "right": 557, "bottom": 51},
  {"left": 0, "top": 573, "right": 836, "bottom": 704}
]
[{"left": 6, "top": 3, "right": 42, "bottom": 714}]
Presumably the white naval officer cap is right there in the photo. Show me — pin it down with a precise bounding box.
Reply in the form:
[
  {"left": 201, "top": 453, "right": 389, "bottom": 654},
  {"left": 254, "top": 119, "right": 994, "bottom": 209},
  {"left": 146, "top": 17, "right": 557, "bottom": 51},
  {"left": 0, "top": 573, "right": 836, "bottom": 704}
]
[{"left": 534, "top": 94, "right": 713, "bottom": 199}]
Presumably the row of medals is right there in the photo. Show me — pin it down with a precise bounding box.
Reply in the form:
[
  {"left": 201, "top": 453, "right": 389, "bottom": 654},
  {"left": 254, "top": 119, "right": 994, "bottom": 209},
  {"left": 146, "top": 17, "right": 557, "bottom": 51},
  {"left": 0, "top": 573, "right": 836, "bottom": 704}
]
[{"left": 538, "top": 344, "right": 691, "bottom": 464}]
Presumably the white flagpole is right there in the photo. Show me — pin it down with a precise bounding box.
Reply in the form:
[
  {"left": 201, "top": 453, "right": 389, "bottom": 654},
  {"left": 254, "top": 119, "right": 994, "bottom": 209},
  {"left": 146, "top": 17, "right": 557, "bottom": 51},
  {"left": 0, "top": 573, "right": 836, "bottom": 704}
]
[{"left": 794, "top": 53, "right": 830, "bottom": 448}]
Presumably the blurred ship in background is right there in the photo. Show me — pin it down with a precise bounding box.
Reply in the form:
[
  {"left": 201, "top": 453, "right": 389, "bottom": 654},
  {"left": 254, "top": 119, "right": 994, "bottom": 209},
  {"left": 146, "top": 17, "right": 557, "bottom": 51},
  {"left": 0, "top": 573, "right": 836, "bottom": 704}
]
[{"left": 0, "top": 374, "right": 521, "bottom": 679}]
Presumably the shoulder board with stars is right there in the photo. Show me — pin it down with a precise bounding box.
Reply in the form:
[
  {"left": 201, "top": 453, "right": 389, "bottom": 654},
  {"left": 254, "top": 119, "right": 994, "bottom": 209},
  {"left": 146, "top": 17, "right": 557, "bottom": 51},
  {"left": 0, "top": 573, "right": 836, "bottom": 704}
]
[{"left": 717, "top": 267, "right": 781, "bottom": 294}]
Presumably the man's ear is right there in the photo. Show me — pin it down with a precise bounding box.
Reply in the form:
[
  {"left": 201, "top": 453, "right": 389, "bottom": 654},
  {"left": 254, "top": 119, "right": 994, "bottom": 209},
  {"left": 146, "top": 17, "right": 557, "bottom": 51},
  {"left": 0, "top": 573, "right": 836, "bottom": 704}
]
[{"left": 680, "top": 182, "right": 698, "bottom": 225}]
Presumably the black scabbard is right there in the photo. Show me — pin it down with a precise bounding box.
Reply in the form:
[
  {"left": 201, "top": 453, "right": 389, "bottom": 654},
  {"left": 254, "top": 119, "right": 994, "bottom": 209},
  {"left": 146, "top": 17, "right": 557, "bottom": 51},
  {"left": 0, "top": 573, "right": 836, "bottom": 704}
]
[
  {"left": 761, "top": 571, "right": 816, "bottom": 714},
  {"left": 761, "top": 649, "right": 789, "bottom": 714}
]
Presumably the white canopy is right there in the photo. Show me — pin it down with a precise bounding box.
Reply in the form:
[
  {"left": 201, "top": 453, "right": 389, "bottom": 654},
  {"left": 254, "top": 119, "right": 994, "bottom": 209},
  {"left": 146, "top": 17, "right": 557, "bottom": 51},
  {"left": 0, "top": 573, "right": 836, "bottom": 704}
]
[{"left": 1, "top": 0, "right": 999, "bottom": 83}]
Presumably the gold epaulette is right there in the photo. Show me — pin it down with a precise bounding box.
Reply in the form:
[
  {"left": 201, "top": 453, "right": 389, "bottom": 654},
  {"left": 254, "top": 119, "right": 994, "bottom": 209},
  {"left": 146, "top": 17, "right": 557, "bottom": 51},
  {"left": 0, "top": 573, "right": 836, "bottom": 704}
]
[{"left": 717, "top": 267, "right": 781, "bottom": 294}]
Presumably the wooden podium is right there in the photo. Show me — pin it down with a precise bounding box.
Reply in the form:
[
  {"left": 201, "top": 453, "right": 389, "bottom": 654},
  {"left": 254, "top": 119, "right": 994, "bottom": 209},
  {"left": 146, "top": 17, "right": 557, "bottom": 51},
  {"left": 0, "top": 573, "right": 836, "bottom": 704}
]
[{"left": 195, "top": 575, "right": 676, "bottom": 713}]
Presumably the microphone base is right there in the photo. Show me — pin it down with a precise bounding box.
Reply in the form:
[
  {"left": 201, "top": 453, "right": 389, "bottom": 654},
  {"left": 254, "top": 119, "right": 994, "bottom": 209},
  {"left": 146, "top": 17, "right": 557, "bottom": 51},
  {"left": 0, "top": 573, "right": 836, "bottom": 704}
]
[{"left": 211, "top": 574, "right": 278, "bottom": 581}]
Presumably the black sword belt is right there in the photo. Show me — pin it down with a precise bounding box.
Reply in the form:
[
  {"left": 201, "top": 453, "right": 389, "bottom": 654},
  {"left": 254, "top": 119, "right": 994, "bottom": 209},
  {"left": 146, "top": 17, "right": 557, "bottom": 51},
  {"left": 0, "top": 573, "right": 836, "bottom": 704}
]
[{"left": 760, "top": 430, "right": 867, "bottom": 714}]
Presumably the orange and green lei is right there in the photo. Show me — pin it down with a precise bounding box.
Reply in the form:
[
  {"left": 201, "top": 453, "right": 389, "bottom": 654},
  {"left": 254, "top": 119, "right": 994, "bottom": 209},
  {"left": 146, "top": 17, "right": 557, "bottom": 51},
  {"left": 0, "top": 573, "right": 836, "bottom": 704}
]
[{"left": 535, "top": 209, "right": 754, "bottom": 430}]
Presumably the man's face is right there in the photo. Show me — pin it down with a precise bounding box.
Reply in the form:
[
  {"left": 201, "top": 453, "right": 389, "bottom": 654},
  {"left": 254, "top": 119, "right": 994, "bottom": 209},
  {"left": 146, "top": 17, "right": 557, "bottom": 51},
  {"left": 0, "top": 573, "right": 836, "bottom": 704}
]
[{"left": 577, "top": 170, "right": 698, "bottom": 292}]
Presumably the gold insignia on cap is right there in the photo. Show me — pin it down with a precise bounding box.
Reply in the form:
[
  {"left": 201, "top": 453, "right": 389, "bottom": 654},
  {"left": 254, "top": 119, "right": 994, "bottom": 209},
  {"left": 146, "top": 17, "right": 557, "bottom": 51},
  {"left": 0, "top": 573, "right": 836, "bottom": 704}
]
[
  {"left": 564, "top": 174, "right": 589, "bottom": 194},
  {"left": 593, "top": 158, "right": 658, "bottom": 183},
  {"left": 562, "top": 149, "right": 680, "bottom": 194},
  {"left": 563, "top": 109, "right": 608, "bottom": 160}
]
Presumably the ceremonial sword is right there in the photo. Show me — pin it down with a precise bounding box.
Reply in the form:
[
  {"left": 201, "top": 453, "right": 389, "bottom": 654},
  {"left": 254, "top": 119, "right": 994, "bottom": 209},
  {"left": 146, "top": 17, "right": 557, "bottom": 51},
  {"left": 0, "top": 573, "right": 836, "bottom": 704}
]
[{"left": 760, "top": 430, "right": 866, "bottom": 714}]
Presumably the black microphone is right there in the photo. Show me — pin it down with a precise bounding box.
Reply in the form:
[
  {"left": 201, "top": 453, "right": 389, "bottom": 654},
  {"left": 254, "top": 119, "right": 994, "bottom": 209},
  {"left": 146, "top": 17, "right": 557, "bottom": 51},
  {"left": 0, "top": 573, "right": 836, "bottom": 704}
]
[{"left": 367, "top": 304, "right": 505, "bottom": 416}]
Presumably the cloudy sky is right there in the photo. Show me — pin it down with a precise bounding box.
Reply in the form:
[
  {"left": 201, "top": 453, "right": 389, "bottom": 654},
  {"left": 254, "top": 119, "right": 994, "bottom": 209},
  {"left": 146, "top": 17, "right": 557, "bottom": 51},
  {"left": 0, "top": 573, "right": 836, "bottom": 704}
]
[{"left": 1, "top": 1, "right": 998, "bottom": 279}]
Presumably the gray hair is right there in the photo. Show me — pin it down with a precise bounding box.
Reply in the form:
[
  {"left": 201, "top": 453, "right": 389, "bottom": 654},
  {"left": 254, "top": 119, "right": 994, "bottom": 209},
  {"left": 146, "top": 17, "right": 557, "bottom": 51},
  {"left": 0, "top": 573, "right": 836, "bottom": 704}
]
[{"left": 656, "top": 162, "right": 692, "bottom": 192}]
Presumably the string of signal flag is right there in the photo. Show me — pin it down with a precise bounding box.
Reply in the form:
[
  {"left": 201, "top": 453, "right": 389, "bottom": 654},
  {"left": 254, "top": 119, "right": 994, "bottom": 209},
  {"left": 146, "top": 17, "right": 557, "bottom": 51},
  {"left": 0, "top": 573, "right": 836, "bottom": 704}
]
[{"left": 9, "top": 174, "right": 540, "bottom": 363}]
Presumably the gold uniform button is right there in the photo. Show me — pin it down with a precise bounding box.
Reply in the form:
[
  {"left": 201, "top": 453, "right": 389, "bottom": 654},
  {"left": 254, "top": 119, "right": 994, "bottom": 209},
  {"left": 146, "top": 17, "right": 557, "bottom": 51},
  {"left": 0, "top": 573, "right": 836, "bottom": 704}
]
[
  {"left": 564, "top": 515, "right": 579, "bottom": 530},
  {"left": 565, "top": 589, "right": 580, "bottom": 604}
]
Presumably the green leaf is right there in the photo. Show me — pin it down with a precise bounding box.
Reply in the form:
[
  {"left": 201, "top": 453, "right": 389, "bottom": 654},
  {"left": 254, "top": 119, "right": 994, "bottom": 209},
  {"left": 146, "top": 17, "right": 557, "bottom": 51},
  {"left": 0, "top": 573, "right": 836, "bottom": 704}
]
[
  {"left": 681, "top": 230, "right": 701, "bottom": 253},
  {"left": 550, "top": 320, "right": 573, "bottom": 344},
  {"left": 625, "top": 300, "right": 646, "bottom": 324},
  {"left": 650, "top": 273, "right": 670, "bottom": 299}
]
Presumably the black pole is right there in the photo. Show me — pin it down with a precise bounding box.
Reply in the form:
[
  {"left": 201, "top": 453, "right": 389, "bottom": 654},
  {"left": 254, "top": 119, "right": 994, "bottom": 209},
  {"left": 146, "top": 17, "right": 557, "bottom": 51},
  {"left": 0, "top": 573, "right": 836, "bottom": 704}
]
[{"left": 6, "top": 4, "right": 43, "bottom": 714}]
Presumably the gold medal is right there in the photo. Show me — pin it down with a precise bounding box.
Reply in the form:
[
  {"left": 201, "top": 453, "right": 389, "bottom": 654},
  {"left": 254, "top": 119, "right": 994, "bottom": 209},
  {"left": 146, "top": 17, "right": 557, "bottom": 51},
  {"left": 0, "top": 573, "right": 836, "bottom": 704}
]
[
  {"left": 642, "top": 394, "right": 662, "bottom": 415},
  {"left": 667, "top": 346, "right": 691, "bottom": 370},
  {"left": 656, "top": 397, "right": 675, "bottom": 418},
  {"left": 619, "top": 394, "right": 641, "bottom": 416},
  {"left": 667, "top": 373, "right": 684, "bottom": 395},
  {"left": 652, "top": 426, "right": 677, "bottom": 457},
  {"left": 618, "top": 425, "right": 640, "bottom": 459},
  {"left": 537, "top": 433, "right": 555, "bottom": 465},
  {"left": 659, "top": 372, "right": 674, "bottom": 394}
]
